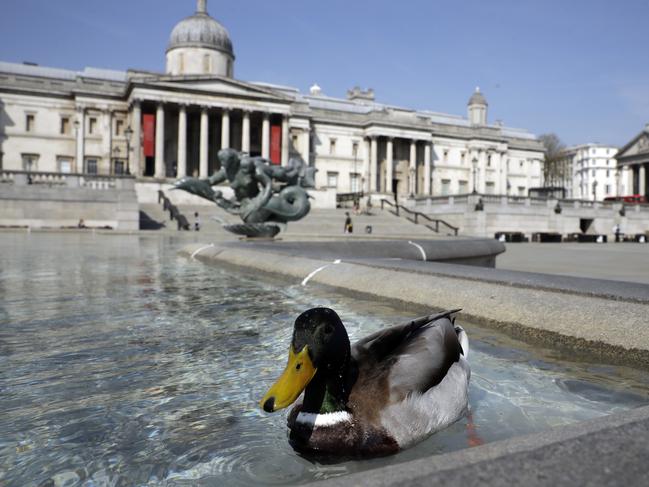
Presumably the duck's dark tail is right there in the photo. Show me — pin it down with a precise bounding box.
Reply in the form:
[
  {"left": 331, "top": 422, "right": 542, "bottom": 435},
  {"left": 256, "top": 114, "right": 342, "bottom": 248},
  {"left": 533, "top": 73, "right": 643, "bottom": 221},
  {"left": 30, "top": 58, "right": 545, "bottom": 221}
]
[{"left": 455, "top": 324, "right": 469, "bottom": 358}]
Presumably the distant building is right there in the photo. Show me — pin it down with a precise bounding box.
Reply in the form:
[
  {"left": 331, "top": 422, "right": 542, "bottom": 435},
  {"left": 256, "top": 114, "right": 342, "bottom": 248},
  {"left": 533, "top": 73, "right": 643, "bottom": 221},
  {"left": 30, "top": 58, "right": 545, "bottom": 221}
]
[
  {"left": 556, "top": 144, "right": 619, "bottom": 200},
  {"left": 0, "top": 0, "right": 544, "bottom": 203},
  {"left": 615, "top": 124, "right": 649, "bottom": 199}
]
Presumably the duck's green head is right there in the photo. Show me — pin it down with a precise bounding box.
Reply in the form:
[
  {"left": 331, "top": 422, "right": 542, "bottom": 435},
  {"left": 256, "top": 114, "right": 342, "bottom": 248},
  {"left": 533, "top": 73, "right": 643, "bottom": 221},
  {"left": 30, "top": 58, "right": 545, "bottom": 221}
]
[{"left": 260, "top": 307, "right": 349, "bottom": 413}]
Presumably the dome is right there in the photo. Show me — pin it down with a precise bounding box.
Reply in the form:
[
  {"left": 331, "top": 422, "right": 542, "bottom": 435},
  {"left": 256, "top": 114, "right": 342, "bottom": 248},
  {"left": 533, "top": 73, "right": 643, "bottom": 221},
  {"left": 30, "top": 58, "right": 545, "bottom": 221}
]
[
  {"left": 468, "top": 87, "right": 487, "bottom": 106},
  {"left": 167, "top": 0, "right": 234, "bottom": 57}
]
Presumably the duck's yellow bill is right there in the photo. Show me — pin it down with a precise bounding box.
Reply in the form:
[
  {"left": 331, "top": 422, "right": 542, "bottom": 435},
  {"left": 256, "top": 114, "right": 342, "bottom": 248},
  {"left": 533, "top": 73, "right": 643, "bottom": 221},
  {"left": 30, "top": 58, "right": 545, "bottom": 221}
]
[{"left": 260, "top": 345, "right": 317, "bottom": 412}]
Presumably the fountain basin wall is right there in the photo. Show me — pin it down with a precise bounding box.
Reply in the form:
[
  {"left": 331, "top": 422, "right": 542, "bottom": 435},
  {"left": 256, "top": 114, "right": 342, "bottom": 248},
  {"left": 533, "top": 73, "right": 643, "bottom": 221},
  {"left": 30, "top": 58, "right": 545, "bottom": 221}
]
[{"left": 181, "top": 242, "right": 649, "bottom": 368}]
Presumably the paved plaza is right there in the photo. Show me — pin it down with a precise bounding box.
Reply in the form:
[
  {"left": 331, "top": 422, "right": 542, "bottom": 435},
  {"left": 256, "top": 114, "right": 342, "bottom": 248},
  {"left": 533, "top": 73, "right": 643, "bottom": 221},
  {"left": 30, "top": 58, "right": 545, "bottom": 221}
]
[{"left": 498, "top": 242, "right": 649, "bottom": 284}]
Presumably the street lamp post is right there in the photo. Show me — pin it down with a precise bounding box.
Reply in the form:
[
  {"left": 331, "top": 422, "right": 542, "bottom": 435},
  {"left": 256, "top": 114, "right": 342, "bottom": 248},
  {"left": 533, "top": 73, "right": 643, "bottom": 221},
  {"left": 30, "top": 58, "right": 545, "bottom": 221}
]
[
  {"left": 472, "top": 157, "right": 478, "bottom": 194},
  {"left": 592, "top": 179, "right": 598, "bottom": 201},
  {"left": 124, "top": 125, "right": 133, "bottom": 176}
]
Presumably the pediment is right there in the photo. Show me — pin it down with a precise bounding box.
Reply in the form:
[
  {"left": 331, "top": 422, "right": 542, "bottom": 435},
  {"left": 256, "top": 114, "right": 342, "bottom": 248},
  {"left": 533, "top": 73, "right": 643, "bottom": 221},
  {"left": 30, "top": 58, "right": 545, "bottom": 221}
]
[
  {"left": 142, "top": 76, "right": 290, "bottom": 101},
  {"left": 618, "top": 131, "right": 649, "bottom": 159}
]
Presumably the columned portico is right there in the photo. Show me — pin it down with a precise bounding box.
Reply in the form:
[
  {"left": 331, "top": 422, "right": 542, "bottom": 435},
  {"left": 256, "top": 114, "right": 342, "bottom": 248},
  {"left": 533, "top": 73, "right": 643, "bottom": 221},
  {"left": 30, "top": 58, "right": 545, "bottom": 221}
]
[
  {"left": 177, "top": 104, "right": 187, "bottom": 178},
  {"left": 199, "top": 107, "right": 209, "bottom": 178},
  {"left": 154, "top": 103, "right": 165, "bottom": 178}
]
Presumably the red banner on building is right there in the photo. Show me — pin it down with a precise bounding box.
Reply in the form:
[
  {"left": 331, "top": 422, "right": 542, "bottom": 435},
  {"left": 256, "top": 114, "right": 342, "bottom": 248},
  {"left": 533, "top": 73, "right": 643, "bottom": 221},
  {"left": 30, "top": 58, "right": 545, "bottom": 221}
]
[
  {"left": 143, "top": 114, "right": 155, "bottom": 158},
  {"left": 270, "top": 125, "right": 281, "bottom": 165}
]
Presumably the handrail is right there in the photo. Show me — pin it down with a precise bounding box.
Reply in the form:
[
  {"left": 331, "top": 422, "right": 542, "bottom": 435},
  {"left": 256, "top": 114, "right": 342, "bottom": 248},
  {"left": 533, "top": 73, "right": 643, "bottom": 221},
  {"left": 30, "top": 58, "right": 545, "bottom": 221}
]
[
  {"left": 158, "top": 190, "right": 191, "bottom": 230},
  {"left": 380, "top": 198, "right": 459, "bottom": 235}
]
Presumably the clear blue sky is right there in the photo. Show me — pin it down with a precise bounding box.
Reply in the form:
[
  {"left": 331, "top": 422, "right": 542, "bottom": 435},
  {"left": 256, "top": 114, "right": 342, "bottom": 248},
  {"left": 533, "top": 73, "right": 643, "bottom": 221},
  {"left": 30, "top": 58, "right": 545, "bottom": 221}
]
[{"left": 1, "top": 0, "right": 648, "bottom": 147}]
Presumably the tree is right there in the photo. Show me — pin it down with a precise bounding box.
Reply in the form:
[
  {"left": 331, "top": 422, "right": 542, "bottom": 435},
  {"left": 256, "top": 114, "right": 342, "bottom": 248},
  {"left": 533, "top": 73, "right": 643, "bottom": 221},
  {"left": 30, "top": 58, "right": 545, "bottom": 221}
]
[{"left": 538, "top": 133, "right": 566, "bottom": 187}]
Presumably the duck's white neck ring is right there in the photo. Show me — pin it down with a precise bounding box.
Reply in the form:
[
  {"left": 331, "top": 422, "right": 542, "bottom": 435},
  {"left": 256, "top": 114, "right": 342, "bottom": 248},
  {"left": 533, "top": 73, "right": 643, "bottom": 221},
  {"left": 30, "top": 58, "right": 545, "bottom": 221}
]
[{"left": 296, "top": 411, "right": 352, "bottom": 427}]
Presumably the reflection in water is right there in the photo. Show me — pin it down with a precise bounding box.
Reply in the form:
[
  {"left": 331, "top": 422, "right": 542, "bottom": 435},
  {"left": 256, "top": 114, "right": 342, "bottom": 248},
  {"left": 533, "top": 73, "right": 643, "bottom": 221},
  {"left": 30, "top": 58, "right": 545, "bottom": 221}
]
[{"left": 0, "top": 233, "right": 648, "bottom": 486}]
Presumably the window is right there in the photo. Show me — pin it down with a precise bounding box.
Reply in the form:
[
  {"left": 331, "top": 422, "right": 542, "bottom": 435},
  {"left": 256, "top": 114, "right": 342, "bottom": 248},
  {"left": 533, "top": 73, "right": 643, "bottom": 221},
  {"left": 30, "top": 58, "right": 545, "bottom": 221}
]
[
  {"left": 487, "top": 154, "right": 492, "bottom": 167},
  {"left": 350, "top": 173, "right": 360, "bottom": 192},
  {"left": 518, "top": 186, "right": 526, "bottom": 196},
  {"left": 460, "top": 152, "right": 466, "bottom": 164},
  {"left": 113, "top": 159, "right": 125, "bottom": 175},
  {"left": 85, "top": 158, "right": 98, "bottom": 174},
  {"left": 606, "top": 169, "right": 610, "bottom": 177},
  {"left": 60, "top": 117, "right": 70, "bottom": 135},
  {"left": 329, "top": 138, "right": 337, "bottom": 155},
  {"left": 88, "top": 117, "right": 97, "bottom": 135},
  {"left": 592, "top": 170, "right": 595, "bottom": 177},
  {"left": 26, "top": 114, "right": 35, "bottom": 132},
  {"left": 443, "top": 150, "right": 449, "bottom": 162},
  {"left": 519, "top": 160, "right": 524, "bottom": 168},
  {"left": 179, "top": 52, "right": 185, "bottom": 73},
  {"left": 291, "top": 135, "right": 299, "bottom": 151},
  {"left": 115, "top": 119, "right": 124, "bottom": 136},
  {"left": 605, "top": 184, "right": 611, "bottom": 194},
  {"left": 458, "top": 180, "right": 468, "bottom": 194},
  {"left": 486, "top": 181, "right": 495, "bottom": 194},
  {"left": 327, "top": 171, "right": 338, "bottom": 188},
  {"left": 352, "top": 142, "right": 359, "bottom": 158},
  {"left": 203, "top": 54, "right": 211, "bottom": 73},
  {"left": 441, "top": 179, "right": 451, "bottom": 195},
  {"left": 22, "top": 153, "right": 39, "bottom": 171},
  {"left": 58, "top": 157, "right": 72, "bottom": 173}
]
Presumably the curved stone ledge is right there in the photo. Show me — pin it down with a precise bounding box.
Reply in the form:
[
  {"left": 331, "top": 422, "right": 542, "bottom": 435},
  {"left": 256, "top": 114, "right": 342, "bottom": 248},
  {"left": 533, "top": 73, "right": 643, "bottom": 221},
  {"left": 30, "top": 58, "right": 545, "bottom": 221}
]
[{"left": 180, "top": 242, "right": 649, "bottom": 368}]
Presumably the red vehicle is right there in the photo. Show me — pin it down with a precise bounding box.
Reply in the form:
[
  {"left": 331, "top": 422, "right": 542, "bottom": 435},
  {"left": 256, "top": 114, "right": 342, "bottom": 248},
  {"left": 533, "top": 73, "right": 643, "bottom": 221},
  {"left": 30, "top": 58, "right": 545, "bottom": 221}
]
[{"left": 604, "top": 195, "right": 647, "bottom": 204}]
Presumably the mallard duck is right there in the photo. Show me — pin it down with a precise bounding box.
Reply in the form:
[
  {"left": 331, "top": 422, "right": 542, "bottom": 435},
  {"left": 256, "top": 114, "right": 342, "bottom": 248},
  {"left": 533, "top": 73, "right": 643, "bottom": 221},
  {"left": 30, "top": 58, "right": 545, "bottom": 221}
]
[{"left": 260, "top": 307, "right": 470, "bottom": 457}]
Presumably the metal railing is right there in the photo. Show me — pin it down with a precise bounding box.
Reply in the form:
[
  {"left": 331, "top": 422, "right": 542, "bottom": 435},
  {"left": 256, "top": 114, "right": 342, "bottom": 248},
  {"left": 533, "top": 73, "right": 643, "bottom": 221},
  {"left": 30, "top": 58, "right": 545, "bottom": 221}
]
[
  {"left": 380, "top": 198, "right": 459, "bottom": 236},
  {"left": 158, "top": 190, "right": 191, "bottom": 231}
]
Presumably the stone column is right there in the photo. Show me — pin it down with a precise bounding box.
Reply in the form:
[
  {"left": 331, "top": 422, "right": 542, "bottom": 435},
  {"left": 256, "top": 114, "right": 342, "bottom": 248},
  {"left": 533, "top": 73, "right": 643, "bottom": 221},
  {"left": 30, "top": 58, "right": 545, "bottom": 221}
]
[
  {"left": 479, "top": 150, "right": 487, "bottom": 194},
  {"left": 154, "top": 103, "right": 165, "bottom": 179},
  {"left": 640, "top": 164, "right": 647, "bottom": 197},
  {"left": 241, "top": 110, "right": 251, "bottom": 153},
  {"left": 281, "top": 115, "right": 290, "bottom": 166},
  {"left": 177, "top": 104, "right": 187, "bottom": 178},
  {"left": 363, "top": 138, "right": 370, "bottom": 192},
  {"left": 75, "top": 106, "right": 85, "bottom": 173},
  {"left": 424, "top": 142, "right": 432, "bottom": 195},
  {"left": 261, "top": 113, "right": 270, "bottom": 159},
  {"left": 131, "top": 101, "right": 141, "bottom": 176},
  {"left": 409, "top": 140, "right": 417, "bottom": 195},
  {"left": 501, "top": 152, "right": 508, "bottom": 195},
  {"left": 104, "top": 110, "right": 112, "bottom": 174},
  {"left": 199, "top": 107, "right": 209, "bottom": 178},
  {"left": 221, "top": 108, "right": 230, "bottom": 150},
  {"left": 370, "top": 136, "right": 378, "bottom": 192},
  {"left": 386, "top": 137, "right": 394, "bottom": 193}
]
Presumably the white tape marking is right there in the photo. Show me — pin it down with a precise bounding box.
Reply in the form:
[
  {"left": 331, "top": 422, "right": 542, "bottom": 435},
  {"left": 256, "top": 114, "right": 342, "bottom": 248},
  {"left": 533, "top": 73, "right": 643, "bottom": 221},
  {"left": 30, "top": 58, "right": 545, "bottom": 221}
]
[
  {"left": 408, "top": 241, "right": 427, "bottom": 261},
  {"left": 301, "top": 259, "right": 341, "bottom": 286},
  {"left": 191, "top": 243, "right": 214, "bottom": 260}
]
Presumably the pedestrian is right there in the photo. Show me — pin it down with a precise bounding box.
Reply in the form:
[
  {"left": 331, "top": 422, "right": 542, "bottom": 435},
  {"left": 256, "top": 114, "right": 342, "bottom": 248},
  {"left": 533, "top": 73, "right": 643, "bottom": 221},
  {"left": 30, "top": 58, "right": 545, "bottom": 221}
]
[
  {"left": 344, "top": 212, "right": 353, "bottom": 234},
  {"left": 613, "top": 223, "right": 621, "bottom": 242},
  {"left": 194, "top": 212, "right": 201, "bottom": 232}
]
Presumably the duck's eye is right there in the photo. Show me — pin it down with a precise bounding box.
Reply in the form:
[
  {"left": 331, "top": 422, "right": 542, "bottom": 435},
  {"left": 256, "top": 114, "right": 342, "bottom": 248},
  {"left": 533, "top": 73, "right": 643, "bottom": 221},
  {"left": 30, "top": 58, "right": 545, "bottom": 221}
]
[{"left": 296, "top": 363, "right": 302, "bottom": 370}]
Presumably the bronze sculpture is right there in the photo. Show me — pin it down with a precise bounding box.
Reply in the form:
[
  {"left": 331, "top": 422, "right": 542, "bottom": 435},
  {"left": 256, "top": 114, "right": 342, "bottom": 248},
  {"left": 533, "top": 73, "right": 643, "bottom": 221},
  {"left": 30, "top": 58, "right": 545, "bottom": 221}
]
[{"left": 174, "top": 149, "right": 316, "bottom": 237}]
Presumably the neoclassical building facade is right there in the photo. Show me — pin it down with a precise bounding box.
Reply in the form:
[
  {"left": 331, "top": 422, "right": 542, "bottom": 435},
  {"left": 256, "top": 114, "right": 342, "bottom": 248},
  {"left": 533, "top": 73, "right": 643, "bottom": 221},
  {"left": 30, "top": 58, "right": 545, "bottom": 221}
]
[{"left": 0, "top": 0, "right": 544, "bottom": 202}]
